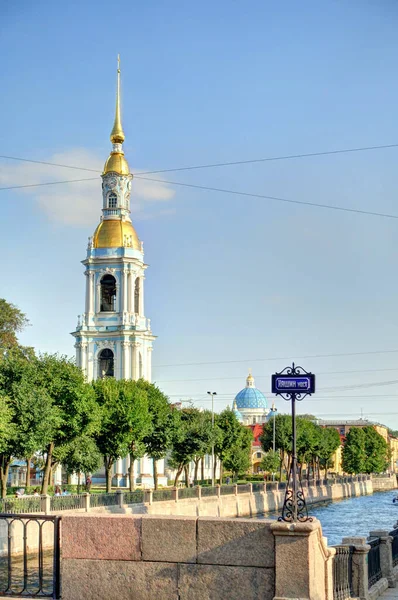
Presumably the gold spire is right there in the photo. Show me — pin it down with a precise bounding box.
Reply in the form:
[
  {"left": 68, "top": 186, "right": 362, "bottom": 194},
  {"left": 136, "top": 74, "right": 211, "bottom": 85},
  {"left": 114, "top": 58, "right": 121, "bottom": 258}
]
[{"left": 110, "top": 54, "right": 125, "bottom": 144}]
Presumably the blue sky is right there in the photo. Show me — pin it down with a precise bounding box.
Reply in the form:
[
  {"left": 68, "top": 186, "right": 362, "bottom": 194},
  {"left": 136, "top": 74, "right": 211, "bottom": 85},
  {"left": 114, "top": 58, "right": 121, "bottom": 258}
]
[{"left": 2, "top": 0, "right": 398, "bottom": 426}]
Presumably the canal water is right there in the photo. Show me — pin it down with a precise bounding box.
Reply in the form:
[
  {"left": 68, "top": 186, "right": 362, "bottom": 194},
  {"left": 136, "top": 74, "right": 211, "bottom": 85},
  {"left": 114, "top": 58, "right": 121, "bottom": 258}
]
[
  {"left": 307, "top": 490, "right": 398, "bottom": 545},
  {"left": 259, "top": 490, "right": 398, "bottom": 546}
]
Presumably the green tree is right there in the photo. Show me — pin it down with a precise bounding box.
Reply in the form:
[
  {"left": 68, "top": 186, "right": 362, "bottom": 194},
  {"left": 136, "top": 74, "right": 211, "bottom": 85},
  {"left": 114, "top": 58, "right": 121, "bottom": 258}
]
[
  {"left": 0, "top": 349, "right": 62, "bottom": 497},
  {"left": 93, "top": 378, "right": 148, "bottom": 492},
  {"left": 61, "top": 436, "right": 102, "bottom": 491},
  {"left": 260, "top": 450, "right": 280, "bottom": 477},
  {"left": 318, "top": 428, "right": 341, "bottom": 477},
  {"left": 0, "top": 299, "right": 30, "bottom": 350},
  {"left": 214, "top": 408, "right": 248, "bottom": 482},
  {"left": 363, "top": 426, "right": 389, "bottom": 474},
  {"left": 223, "top": 426, "right": 253, "bottom": 479},
  {"left": 35, "top": 354, "right": 100, "bottom": 495},
  {"left": 191, "top": 410, "right": 215, "bottom": 483},
  {"left": 260, "top": 414, "right": 292, "bottom": 479},
  {"left": 139, "top": 380, "right": 174, "bottom": 490},
  {"left": 342, "top": 428, "right": 366, "bottom": 474}
]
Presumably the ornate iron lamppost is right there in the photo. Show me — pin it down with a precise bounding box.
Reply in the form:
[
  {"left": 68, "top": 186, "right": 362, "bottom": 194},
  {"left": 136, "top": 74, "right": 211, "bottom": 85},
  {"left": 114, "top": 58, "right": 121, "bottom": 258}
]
[{"left": 271, "top": 363, "right": 316, "bottom": 522}]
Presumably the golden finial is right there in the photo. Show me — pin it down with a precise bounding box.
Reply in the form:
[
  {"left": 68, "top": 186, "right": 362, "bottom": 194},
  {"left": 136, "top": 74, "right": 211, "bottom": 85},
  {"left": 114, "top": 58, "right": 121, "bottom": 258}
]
[{"left": 110, "top": 54, "right": 125, "bottom": 144}]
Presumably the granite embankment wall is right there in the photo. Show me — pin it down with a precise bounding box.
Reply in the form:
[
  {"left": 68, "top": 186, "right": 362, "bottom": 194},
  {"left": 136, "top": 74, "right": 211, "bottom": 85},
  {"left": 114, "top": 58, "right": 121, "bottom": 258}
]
[
  {"left": 372, "top": 475, "right": 397, "bottom": 491},
  {"left": 61, "top": 514, "right": 334, "bottom": 600},
  {"left": 88, "top": 478, "right": 373, "bottom": 517}
]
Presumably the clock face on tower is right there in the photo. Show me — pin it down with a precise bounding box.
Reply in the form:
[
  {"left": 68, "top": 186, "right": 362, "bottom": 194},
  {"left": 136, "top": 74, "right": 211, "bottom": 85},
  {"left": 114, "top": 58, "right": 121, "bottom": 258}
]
[
  {"left": 108, "top": 177, "right": 117, "bottom": 189},
  {"left": 127, "top": 180, "right": 132, "bottom": 191}
]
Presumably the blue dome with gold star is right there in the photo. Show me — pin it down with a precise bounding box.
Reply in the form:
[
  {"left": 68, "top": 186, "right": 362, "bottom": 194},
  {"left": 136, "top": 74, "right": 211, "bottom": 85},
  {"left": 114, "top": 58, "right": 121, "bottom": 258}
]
[{"left": 235, "top": 372, "right": 268, "bottom": 409}]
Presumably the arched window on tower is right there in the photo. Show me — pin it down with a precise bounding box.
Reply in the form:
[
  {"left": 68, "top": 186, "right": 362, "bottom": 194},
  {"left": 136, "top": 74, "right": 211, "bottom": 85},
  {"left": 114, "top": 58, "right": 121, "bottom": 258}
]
[
  {"left": 98, "top": 348, "right": 114, "bottom": 378},
  {"left": 134, "top": 278, "right": 140, "bottom": 314},
  {"left": 100, "top": 275, "right": 117, "bottom": 312},
  {"left": 108, "top": 193, "right": 117, "bottom": 208}
]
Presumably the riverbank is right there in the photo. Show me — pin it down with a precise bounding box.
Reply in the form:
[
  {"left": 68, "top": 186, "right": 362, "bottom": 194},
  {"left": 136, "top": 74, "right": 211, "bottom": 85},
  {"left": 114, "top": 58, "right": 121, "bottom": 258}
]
[{"left": 84, "top": 477, "right": 373, "bottom": 518}]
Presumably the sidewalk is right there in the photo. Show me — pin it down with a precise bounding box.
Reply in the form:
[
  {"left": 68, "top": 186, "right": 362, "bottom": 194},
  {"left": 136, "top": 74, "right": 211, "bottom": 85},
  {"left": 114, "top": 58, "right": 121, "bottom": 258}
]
[{"left": 380, "top": 589, "right": 398, "bottom": 599}]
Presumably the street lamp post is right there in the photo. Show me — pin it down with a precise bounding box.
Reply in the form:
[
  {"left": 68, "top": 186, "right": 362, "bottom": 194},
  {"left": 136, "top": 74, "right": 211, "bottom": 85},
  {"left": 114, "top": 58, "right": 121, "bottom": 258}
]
[{"left": 207, "top": 391, "right": 217, "bottom": 487}]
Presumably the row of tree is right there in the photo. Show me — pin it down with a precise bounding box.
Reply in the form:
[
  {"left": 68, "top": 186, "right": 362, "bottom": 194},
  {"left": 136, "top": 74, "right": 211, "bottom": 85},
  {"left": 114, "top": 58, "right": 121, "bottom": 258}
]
[
  {"left": 0, "top": 300, "right": 254, "bottom": 497},
  {"left": 342, "top": 426, "right": 390, "bottom": 474},
  {"left": 259, "top": 413, "right": 390, "bottom": 477},
  {"left": 259, "top": 414, "right": 341, "bottom": 478},
  {"left": 0, "top": 346, "right": 255, "bottom": 497}
]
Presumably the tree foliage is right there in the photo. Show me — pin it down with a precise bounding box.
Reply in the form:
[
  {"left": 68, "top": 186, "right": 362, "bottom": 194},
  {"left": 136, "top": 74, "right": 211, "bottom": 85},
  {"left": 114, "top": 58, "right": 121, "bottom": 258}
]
[
  {"left": 93, "top": 378, "right": 148, "bottom": 492},
  {"left": 342, "top": 426, "right": 388, "bottom": 474},
  {"left": 139, "top": 380, "right": 174, "bottom": 490},
  {"left": 223, "top": 426, "right": 253, "bottom": 478},
  {"left": 260, "top": 451, "right": 280, "bottom": 475},
  {"left": 0, "top": 299, "right": 30, "bottom": 350}
]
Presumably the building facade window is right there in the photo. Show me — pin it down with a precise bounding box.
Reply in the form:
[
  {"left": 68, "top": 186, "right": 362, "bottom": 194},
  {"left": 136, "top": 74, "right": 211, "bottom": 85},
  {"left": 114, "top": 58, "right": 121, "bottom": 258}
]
[
  {"left": 98, "top": 348, "right": 114, "bottom": 378},
  {"left": 108, "top": 193, "right": 117, "bottom": 208},
  {"left": 134, "top": 278, "right": 140, "bottom": 313},
  {"left": 100, "top": 275, "right": 116, "bottom": 311}
]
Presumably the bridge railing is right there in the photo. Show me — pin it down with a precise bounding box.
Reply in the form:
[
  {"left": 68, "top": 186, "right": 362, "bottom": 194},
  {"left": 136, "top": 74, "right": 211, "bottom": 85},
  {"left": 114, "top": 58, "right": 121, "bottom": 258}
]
[
  {"left": 367, "top": 537, "right": 382, "bottom": 589},
  {"left": 389, "top": 527, "right": 398, "bottom": 567},
  {"left": 332, "top": 545, "right": 354, "bottom": 600}
]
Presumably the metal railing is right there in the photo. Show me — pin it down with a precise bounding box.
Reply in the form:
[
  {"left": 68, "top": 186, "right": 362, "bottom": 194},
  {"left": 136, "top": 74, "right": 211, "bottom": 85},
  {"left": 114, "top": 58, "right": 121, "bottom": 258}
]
[
  {"left": 50, "top": 494, "right": 83, "bottom": 512},
  {"left": 368, "top": 537, "right": 382, "bottom": 589},
  {"left": 252, "top": 482, "right": 264, "bottom": 493},
  {"left": 0, "top": 496, "right": 41, "bottom": 514},
  {"left": 389, "top": 528, "right": 398, "bottom": 567},
  {"left": 332, "top": 545, "right": 354, "bottom": 600},
  {"left": 123, "top": 490, "right": 144, "bottom": 504},
  {"left": 89, "top": 493, "right": 118, "bottom": 508},
  {"left": 0, "top": 513, "right": 60, "bottom": 598},
  {"left": 237, "top": 484, "right": 251, "bottom": 494},
  {"left": 178, "top": 487, "right": 198, "bottom": 500},
  {"left": 220, "top": 485, "right": 235, "bottom": 495},
  {"left": 152, "top": 489, "right": 173, "bottom": 502},
  {"left": 200, "top": 486, "right": 218, "bottom": 497}
]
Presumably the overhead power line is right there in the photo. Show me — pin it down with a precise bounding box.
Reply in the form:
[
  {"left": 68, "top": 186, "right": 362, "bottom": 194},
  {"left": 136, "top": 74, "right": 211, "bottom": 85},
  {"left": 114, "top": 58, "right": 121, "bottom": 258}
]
[
  {"left": 1, "top": 142, "right": 397, "bottom": 176},
  {"left": 153, "top": 366, "right": 398, "bottom": 384},
  {"left": 3, "top": 172, "right": 398, "bottom": 222},
  {"left": 152, "top": 349, "right": 398, "bottom": 369},
  {"left": 137, "top": 143, "right": 398, "bottom": 175},
  {"left": 135, "top": 175, "right": 398, "bottom": 220},
  {"left": 0, "top": 177, "right": 98, "bottom": 191}
]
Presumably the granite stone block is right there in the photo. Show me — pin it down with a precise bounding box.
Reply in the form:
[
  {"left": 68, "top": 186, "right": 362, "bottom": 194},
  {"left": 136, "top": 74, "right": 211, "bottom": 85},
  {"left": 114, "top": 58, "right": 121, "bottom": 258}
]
[
  {"left": 141, "top": 515, "right": 197, "bottom": 563},
  {"left": 178, "top": 564, "right": 274, "bottom": 600},
  {"left": 62, "top": 515, "right": 141, "bottom": 561},
  {"left": 62, "top": 558, "right": 178, "bottom": 600},
  {"left": 197, "top": 518, "right": 274, "bottom": 567}
]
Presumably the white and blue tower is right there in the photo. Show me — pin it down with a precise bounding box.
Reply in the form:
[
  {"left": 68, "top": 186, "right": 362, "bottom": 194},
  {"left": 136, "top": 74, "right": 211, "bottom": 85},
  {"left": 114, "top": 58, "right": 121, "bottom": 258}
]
[{"left": 72, "top": 58, "right": 155, "bottom": 382}]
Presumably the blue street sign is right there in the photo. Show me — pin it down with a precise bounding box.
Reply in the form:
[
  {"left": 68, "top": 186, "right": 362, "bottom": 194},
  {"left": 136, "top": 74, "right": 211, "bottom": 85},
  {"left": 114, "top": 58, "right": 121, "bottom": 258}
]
[{"left": 271, "top": 374, "right": 315, "bottom": 395}]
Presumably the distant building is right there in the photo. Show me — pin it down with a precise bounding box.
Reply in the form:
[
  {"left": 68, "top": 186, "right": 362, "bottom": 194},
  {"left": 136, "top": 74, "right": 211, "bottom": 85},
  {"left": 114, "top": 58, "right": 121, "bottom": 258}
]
[{"left": 233, "top": 372, "right": 277, "bottom": 472}]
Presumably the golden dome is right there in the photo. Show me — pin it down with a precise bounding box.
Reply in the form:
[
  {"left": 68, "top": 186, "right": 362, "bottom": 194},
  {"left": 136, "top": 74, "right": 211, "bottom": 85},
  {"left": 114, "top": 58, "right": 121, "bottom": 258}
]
[
  {"left": 93, "top": 219, "right": 140, "bottom": 249},
  {"left": 103, "top": 152, "right": 130, "bottom": 175}
]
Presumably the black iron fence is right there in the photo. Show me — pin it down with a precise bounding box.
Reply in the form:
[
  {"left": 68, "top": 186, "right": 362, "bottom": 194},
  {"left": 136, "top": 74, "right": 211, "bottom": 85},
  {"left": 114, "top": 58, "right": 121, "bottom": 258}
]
[
  {"left": 89, "top": 493, "right": 118, "bottom": 509},
  {"left": 389, "top": 528, "right": 398, "bottom": 567},
  {"left": 0, "top": 513, "right": 60, "bottom": 598},
  {"left": 332, "top": 545, "right": 354, "bottom": 600},
  {"left": 368, "top": 537, "right": 382, "bottom": 589},
  {"left": 50, "top": 494, "right": 83, "bottom": 512},
  {"left": 0, "top": 497, "right": 41, "bottom": 514}
]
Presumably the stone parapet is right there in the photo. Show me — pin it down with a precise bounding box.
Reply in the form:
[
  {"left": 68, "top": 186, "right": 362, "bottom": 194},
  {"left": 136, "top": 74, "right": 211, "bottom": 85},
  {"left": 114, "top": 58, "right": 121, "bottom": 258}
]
[{"left": 61, "top": 514, "right": 334, "bottom": 600}]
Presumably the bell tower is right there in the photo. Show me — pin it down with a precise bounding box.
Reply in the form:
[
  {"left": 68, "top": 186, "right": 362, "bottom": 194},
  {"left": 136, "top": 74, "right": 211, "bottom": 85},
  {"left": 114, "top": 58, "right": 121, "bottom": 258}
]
[{"left": 71, "top": 57, "right": 155, "bottom": 381}]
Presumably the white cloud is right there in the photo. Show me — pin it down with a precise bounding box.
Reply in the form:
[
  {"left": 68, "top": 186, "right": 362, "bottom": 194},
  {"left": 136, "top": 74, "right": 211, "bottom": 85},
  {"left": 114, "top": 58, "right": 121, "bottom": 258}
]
[{"left": 0, "top": 148, "right": 176, "bottom": 226}]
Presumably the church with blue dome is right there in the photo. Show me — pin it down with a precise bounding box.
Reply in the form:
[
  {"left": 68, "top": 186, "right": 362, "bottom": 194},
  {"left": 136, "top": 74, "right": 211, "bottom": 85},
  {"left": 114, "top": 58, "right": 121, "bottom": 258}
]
[{"left": 233, "top": 371, "right": 271, "bottom": 425}]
